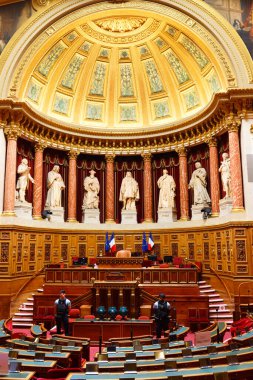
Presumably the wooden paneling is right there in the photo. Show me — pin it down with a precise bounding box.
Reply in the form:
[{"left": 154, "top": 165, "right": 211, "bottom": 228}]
[
  {"left": 44, "top": 268, "right": 198, "bottom": 286},
  {"left": 1, "top": 222, "right": 253, "bottom": 318}
]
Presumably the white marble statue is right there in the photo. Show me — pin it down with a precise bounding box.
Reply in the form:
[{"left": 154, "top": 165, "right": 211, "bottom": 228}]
[
  {"left": 16, "top": 158, "right": 34, "bottom": 203},
  {"left": 45, "top": 165, "right": 65, "bottom": 207},
  {"left": 219, "top": 152, "right": 231, "bottom": 199},
  {"left": 188, "top": 162, "right": 211, "bottom": 205},
  {"left": 157, "top": 169, "right": 176, "bottom": 208},
  {"left": 119, "top": 171, "right": 140, "bottom": 210},
  {"left": 83, "top": 170, "right": 100, "bottom": 209}
]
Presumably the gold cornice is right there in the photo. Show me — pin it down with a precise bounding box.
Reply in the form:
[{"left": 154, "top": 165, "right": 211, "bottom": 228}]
[{"left": 0, "top": 89, "right": 251, "bottom": 154}]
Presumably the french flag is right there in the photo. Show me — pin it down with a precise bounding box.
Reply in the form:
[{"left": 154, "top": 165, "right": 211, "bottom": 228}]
[
  {"left": 148, "top": 232, "right": 154, "bottom": 251},
  {"left": 109, "top": 232, "right": 117, "bottom": 253}
]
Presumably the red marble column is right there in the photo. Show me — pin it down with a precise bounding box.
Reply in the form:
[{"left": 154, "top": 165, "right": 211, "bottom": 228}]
[
  {"left": 67, "top": 151, "right": 78, "bottom": 222},
  {"left": 177, "top": 147, "right": 189, "bottom": 220},
  {"left": 142, "top": 153, "right": 153, "bottom": 222},
  {"left": 228, "top": 123, "right": 244, "bottom": 211},
  {"left": 105, "top": 154, "right": 115, "bottom": 223},
  {"left": 3, "top": 126, "right": 19, "bottom": 216},
  {"left": 208, "top": 138, "right": 220, "bottom": 216},
  {"left": 33, "top": 143, "right": 44, "bottom": 219}
]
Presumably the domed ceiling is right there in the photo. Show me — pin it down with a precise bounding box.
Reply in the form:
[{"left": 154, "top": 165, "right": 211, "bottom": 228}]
[{"left": 18, "top": 3, "right": 228, "bottom": 132}]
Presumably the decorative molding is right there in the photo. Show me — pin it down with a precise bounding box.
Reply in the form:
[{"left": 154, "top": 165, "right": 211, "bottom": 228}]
[{"left": 0, "top": 91, "right": 251, "bottom": 154}]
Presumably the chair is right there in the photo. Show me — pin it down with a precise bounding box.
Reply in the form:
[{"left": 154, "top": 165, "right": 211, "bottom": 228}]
[
  {"left": 142, "top": 260, "right": 153, "bottom": 267},
  {"left": 30, "top": 323, "right": 47, "bottom": 337},
  {"left": 116, "top": 250, "right": 131, "bottom": 258},
  {"left": 198, "top": 308, "right": 209, "bottom": 328},
  {"left": 34, "top": 306, "right": 55, "bottom": 329},
  {"left": 188, "top": 308, "right": 198, "bottom": 331},
  {"left": 83, "top": 314, "right": 95, "bottom": 319},
  {"left": 46, "top": 368, "right": 84, "bottom": 378},
  {"left": 69, "top": 309, "right": 80, "bottom": 318},
  {"left": 173, "top": 257, "right": 183, "bottom": 266},
  {"left": 159, "top": 263, "right": 169, "bottom": 268},
  {"left": 214, "top": 373, "right": 229, "bottom": 380}
]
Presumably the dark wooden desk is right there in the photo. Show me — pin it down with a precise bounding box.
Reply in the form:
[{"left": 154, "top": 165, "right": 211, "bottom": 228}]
[{"left": 72, "top": 319, "right": 154, "bottom": 342}]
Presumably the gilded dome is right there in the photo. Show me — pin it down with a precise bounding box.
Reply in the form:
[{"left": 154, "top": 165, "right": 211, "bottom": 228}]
[{"left": 3, "top": 0, "right": 251, "bottom": 136}]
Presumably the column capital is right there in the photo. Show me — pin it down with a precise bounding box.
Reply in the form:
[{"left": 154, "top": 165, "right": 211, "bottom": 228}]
[
  {"left": 226, "top": 117, "right": 241, "bottom": 133},
  {"left": 68, "top": 150, "right": 79, "bottom": 159},
  {"left": 175, "top": 146, "right": 187, "bottom": 157},
  {"left": 4, "top": 123, "right": 20, "bottom": 140},
  {"left": 105, "top": 154, "right": 115, "bottom": 163},
  {"left": 141, "top": 152, "right": 152, "bottom": 161},
  {"left": 35, "top": 141, "right": 47, "bottom": 152},
  {"left": 206, "top": 136, "right": 218, "bottom": 147}
]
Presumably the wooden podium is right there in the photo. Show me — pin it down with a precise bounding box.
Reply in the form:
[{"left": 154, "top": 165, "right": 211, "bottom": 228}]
[{"left": 96, "top": 256, "right": 143, "bottom": 268}]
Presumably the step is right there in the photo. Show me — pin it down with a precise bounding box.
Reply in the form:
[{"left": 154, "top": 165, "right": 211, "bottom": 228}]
[
  {"left": 198, "top": 285, "right": 212, "bottom": 289},
  {"left": 37, "top": 289, "right": 44, "bottom": 293},
  {"left": 12, "top": 322, "right": 33, "bottom": 327},
  {"left": 209, "top": 312, "right": 233, "bottom": 318},
  {"left": 209, "top": 308, "right": 230, "bottom": 313},
  {"left": 209, "top": 298, "right": 224, "bottom": 303},
  {"left": 206, "top": 293, "right": 220, "bottom": 298},
  {"left": 209, "top": 309, "right": 230, "bottom": 314},
  {"left": 12, "top": 317, "right": 33, "bottom": 322},
  {"left": 14, "top": 312, "right": 33, "bottom": 316},
  {"left": 19, "top": 307, "right": 33, "bottom": 312},
  {"left": 198, "top": 281, "right": 206, "bottom": 284},
  {"left": 208, "top": 303, "right": 227, "bottom": 308},
  {"left": 210, "top": 319, "right": 233, "bottom": 325},
  {"left": 200, "top": 289, "right": 216, "bottom": 293},
  {"left": 22, "top": 302, "right": 34, "bottom": 307},
  {"left": 27, "top": 298, "right": 34, "bottom": 301}
]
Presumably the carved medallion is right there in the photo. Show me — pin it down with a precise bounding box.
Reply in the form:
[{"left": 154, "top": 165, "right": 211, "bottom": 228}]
[{"left": 95, "top": 17, "right": 146, "bottom": 33}]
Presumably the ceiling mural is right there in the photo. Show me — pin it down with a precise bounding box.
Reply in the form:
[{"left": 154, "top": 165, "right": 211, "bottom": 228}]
[{"left": 14, "top": 4, "right": 232, "bottom": 131}]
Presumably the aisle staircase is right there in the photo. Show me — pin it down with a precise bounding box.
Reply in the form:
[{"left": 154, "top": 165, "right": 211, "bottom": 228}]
[
  {"left": 12, "top": 287, "right": 44, "bottom": 329},
  {"left": 198, "top": 280, "right": 234, "bottom": 329}
]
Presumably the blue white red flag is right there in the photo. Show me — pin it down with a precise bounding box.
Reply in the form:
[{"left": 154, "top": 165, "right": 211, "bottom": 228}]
[
  {"left": 142, "top": 232, "right": 148, "bottom": 253},
  {"left": 109, "top": 232, "right": 117, "bottom": 253},
  {"left": 148, "top": 232, "right": 154, "bottom": 251},
  {"left": 105, "top": 232, "right": 110, "bottom": 252}
]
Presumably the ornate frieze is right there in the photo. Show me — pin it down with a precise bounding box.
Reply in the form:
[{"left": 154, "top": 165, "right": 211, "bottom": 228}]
[{"left": 0, "top": 93, "right": 251, "bottom": 155}]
